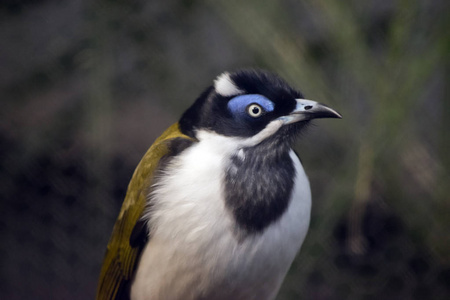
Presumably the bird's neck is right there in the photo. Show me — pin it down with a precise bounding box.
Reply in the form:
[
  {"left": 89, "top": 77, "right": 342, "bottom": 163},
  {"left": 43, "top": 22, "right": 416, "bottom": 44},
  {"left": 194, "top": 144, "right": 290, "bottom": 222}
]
[{"left": 224, "top": 139, "right": 296, "bottom": 236}]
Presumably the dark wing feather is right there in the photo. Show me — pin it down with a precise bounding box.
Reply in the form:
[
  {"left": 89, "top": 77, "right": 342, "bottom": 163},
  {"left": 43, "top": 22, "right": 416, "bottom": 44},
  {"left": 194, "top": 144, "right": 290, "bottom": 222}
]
[{"left": 96, "top": 123, "right": 194, "bottom": 300}]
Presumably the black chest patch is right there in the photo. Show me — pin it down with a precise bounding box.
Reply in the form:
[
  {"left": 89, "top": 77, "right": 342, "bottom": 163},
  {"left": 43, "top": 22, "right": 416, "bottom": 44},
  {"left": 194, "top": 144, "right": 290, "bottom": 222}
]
[{"left": 224, "top": 143, "right": 296, "bottom": 235}]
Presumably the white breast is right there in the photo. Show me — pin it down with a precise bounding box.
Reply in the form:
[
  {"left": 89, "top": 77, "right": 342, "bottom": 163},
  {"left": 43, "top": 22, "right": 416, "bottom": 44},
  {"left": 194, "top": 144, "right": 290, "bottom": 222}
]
[{"left": 131, "top": 133, "right": 311, "bottom": 300}]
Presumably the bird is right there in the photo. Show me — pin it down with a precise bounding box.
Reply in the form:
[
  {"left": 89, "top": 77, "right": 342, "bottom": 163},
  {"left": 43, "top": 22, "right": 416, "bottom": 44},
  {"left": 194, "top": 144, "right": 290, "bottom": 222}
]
[{"left": 96, "top": 69, "right": 341, "bottom": 300}]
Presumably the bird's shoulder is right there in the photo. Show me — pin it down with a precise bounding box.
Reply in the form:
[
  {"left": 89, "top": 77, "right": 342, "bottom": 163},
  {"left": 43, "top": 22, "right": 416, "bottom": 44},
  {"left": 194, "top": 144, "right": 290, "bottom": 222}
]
[{"left": 96, "top": 122, "right": 195, "bottom": 300}]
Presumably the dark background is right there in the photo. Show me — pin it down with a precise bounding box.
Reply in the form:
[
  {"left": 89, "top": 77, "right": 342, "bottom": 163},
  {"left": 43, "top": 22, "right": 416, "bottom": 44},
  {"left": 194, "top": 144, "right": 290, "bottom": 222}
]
[{"left": 1, "top": 0, "right": 449, "bottom": 299}]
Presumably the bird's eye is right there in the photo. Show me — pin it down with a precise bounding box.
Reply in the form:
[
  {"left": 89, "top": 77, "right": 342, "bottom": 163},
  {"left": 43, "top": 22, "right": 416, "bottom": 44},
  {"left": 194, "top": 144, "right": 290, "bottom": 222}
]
[{"left": 247, "top": 104, "right": 264, "bottom": 118}]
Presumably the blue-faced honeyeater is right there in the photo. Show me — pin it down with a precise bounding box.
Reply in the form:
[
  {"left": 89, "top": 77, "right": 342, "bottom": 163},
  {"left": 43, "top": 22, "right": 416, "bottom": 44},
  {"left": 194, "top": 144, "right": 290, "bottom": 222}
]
[{"left": 96, "top": 69, "right": 341, "bottom": 300}]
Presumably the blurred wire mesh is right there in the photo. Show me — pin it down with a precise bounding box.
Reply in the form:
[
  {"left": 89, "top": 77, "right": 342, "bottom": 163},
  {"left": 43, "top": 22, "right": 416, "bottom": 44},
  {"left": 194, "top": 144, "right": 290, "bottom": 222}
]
[{"left": 0, "top": 0, "right": 449, "bottom": 299}]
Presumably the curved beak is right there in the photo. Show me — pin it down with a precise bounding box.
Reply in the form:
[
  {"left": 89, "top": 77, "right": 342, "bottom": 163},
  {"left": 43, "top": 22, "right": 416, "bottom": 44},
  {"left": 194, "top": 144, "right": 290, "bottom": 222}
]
[{"left": 280, "top": 99, "right": 342, "bottom": 125}]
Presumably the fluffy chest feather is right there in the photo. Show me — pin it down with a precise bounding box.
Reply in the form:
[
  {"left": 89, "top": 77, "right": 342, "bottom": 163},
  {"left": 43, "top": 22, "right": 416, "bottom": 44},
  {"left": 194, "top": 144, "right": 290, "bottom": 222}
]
[{"left": 131, "top": 133, "right": 311, "bottom": 300}]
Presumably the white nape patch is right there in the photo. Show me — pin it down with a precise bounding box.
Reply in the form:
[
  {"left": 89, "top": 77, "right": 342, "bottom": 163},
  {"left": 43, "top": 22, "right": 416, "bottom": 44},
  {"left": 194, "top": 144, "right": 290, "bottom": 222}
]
[{"left": 214, "top": 72, "right": 244, "bottom": 97}]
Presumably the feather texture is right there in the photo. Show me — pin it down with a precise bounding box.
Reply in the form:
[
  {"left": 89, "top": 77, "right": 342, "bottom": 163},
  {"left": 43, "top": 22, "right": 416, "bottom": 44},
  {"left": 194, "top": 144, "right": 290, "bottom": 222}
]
[
  {"left": 130, "top": 131, "right": 311, "bottom": 300},
  {"left": 96, "top": 123, "right": 195, "bottom": 300}
]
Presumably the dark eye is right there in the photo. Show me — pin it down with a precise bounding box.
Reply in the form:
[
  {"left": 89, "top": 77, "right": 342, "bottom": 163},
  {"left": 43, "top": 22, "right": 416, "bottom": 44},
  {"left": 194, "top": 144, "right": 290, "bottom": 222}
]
[{"left": 247, "top": 104, "right": 264, "bottom": 117}]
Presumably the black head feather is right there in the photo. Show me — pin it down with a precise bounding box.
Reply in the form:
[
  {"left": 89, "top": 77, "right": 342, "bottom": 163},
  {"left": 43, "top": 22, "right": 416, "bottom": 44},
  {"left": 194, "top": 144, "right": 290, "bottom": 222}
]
[{"left": 179, "top": 69, "right": 306, "bottom": 141}]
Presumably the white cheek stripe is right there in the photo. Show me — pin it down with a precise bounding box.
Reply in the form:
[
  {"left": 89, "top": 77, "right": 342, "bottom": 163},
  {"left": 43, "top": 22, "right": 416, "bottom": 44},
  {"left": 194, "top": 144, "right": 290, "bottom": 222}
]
[
  {"left": 196, "top": 119, "right": 285, "bottom": 151},
  {"left": 214, "top": 72, "right": 244, "bottom": 97},
  {"left": 239, "top": 120, "right": 284, "bottom": 147}
]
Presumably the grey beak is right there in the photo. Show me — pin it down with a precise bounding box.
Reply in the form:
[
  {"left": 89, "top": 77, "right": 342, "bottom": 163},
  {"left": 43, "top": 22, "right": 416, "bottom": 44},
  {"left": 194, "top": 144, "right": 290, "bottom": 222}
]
[{"left": 280, "top": 99, "right": 342, "bottom": 124}]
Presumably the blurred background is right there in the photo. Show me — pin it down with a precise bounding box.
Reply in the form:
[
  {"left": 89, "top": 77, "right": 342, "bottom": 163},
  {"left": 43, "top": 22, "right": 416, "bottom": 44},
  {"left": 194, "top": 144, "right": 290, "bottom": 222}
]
[{"left": 1, "top": 0, "right": 449, "bottom": 299}]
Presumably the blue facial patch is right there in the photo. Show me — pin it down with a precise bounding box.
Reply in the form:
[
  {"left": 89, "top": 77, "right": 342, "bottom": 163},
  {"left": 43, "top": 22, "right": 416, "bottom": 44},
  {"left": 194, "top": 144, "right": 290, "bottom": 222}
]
[{"left": 227, "top": 94, "right": 274, "bottom": 117}]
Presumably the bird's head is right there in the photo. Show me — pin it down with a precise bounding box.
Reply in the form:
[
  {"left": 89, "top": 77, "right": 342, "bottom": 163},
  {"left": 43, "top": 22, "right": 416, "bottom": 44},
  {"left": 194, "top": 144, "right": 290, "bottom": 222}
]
[{"left": 179, "top": 69, "right": 341, "bottom": 148}]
